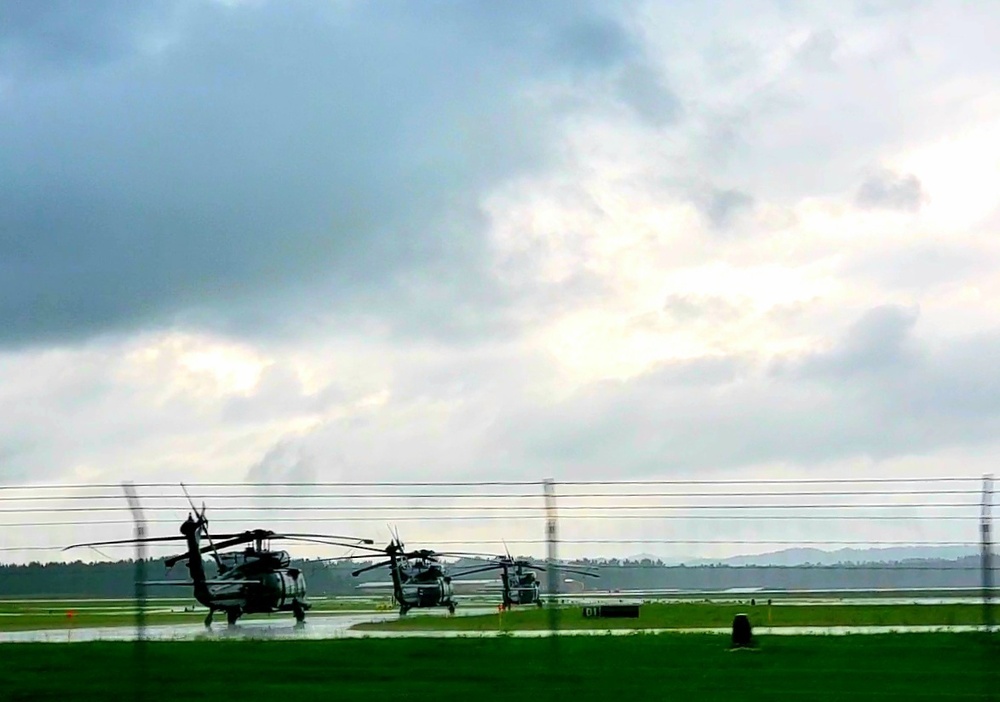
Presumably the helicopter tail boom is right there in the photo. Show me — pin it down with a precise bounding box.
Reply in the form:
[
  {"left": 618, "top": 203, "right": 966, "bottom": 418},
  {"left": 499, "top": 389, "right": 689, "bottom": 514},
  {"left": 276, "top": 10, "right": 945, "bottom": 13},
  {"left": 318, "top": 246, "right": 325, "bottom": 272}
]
[{"left": 142, "top": 579, "right": 258, "bottom": 586}]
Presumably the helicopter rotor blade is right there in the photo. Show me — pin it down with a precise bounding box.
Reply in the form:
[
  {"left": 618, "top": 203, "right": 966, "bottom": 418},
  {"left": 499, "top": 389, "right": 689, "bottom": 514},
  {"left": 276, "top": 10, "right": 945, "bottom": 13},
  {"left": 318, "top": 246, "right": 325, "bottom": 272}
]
[
  {"left": 164, "top": 538, "right": 242, "bottom": 568},
  {"left": 405, "top": 551, "right": 439, "bottom": 562},
  {"left": 520, "top": 564, "right": 547, "bottom": 572},
  {"left": 199, "top": 511, "right": 223, "bottom": 570},
  {"left": 205, "top": 530, "right": 374, "bottom": 545},
  {"left": 172, "top": 531, "right": 376, "bottom": 556},
  {"left": 274, "top": 536, "right": 382, "bottom": 550},
  {"left": 422, "top": 551, "right": 498, "bottom": 559},
  {"left": 331, "top": 542, "right": 389, "bottom": 555},
  {"left": 352, "top": 560, "right": 393, "bottom": 577},
  {"left": 197, "top": 535, "right": 249, "bottom": 553},
  {"left": 180, "top": 483, "right": 199, "bottom": 517},
  {"left": 63, "top": 535, "right": 190, "bottom": 551},
  {"left": 275, "top": 532, "right": 375, "bottom": 545},
  {"left": 180, "top": 483, "right": 223, "bottom": 570},
  {"left": 450, "top": 564, "right": 503, "bottom": 578},
  {"left": 200, "top": 500, "right": 222, "bottom": 564},
  {"left": 528, "top": 562, "right": 598, "bottom": 578},
  {"left": 560, "top": 567, "right": 601, "bottom": 578}
]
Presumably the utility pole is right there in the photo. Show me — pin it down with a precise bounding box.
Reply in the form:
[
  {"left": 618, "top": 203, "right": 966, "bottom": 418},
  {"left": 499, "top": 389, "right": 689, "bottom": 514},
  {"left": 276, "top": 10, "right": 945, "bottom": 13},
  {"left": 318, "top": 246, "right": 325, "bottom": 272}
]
[
  {"left": 123, "top": 482, "right": 147, "bottom": 702},
  {"left": 544, "top": 478, "right": 560, "bottom": 635},
  {"left": 982, "top": 474, "right": 994, "bottom": 633}
]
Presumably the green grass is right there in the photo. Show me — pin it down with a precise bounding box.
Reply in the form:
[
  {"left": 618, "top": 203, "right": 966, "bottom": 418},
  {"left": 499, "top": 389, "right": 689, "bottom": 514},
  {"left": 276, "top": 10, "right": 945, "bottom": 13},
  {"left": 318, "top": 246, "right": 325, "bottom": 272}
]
[
  {"left": 0, "top": 634, "right": 996, "bottom": 701},
  {"left": 355, "top": 602, "right": 991, "bottom": 632}
]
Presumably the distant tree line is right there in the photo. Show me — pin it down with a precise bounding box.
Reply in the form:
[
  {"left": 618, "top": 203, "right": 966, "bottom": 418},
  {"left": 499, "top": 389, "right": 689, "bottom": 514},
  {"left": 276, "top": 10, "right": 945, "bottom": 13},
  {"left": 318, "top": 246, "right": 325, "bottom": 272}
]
[{"left": 0, "top": 556, "right": 986, "bottom": 599}]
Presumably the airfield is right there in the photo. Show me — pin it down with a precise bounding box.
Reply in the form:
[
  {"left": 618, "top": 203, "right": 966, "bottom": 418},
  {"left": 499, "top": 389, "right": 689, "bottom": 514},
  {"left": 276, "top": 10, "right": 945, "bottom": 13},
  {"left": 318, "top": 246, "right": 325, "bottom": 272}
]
[
  {"left": 1, "top": 592, "right": 996, "bottom": 642},
  {"left": 1, "top": 593, "right": 996, "bottom": 701}
]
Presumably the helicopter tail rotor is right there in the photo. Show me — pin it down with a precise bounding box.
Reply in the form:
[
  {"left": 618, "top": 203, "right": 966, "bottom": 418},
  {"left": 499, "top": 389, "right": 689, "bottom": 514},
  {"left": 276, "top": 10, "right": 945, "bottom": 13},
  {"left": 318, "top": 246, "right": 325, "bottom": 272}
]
[{"left": 180, "top": 483, "right": 225, "bottom": 573}]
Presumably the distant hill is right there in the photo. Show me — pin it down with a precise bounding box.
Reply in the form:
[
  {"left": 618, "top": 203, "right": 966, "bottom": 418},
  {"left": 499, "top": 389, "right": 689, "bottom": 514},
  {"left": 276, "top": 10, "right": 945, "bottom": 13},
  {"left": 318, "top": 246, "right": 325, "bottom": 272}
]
[{"left": 683, "top": 546, "right": 978, "bottom": 567}]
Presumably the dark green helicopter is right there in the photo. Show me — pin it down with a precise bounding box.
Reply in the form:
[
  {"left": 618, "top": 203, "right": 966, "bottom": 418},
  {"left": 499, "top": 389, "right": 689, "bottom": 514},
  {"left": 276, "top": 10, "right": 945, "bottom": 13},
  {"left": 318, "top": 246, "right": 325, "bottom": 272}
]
[
  {"left": 65, "top": 488, "right": 372, "bottom": 627},
  {"left": 454, "top": 544, "right": 600, "bottom": 609},
  {"left": 327, "top": 529, "right": 491, "bottom": 616}
]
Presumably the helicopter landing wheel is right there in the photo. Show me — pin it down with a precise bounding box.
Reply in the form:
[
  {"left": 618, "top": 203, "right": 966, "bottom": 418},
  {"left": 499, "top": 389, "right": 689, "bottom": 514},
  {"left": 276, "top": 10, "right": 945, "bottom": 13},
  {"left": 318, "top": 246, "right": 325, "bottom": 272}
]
[
  {"left": 447, "top": 603, "right": 456, "bottom": 615},
  {"left": 226, "top": 609, "right": 241, "bottom": 627},
  {"left": 204, "top": 610, "right": 214, "bottom": 628},
  {"left": 293, "top": 602, "right": 306, "bottom": 624},
  {"left": 536, "top": 600, "right": 544, "bottom": 608},
  {"left": 399, "top": 605, "right": 410, "bottom": 616}
]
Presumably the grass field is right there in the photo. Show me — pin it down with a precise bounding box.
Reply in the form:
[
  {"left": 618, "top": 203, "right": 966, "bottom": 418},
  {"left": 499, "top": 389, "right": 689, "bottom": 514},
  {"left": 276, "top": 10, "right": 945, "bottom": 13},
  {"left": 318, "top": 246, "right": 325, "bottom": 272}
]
[
  {"left": 0, "top": 634, "right": 996, "bottom": 701},
  {"left": 355, "top": 602, "right": 991, "bottom": 632},
  {"left": 0, "top": 596, "right": 387, "bottom": 631}
]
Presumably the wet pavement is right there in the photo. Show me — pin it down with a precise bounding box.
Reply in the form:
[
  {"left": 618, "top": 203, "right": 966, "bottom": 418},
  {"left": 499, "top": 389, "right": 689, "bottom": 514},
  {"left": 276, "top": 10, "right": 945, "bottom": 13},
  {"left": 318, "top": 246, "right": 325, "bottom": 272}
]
[
  {"left": 0, "top": 618, "right": 990, "bottom": 643},
  {"left": 0, "top": 597, "right": 992, "bottom": 643},
  {"left": 0, "top": 607, "right": 496, "bottom": 643},
  {"left": 353, "top": 624, "right": 992, "bottom": 638}
]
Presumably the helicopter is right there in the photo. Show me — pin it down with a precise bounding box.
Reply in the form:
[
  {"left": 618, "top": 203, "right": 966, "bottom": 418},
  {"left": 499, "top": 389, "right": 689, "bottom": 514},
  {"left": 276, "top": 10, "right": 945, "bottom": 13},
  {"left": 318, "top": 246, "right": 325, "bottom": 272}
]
[
  {"left": 64, "top": 488, "right": 373, "bottom": 627},
  {"left": 327, "top": 530, "right": 489, "bottom": 616},
  {"left": 454, "top": 544, "right": 600, "bottom": 610}
]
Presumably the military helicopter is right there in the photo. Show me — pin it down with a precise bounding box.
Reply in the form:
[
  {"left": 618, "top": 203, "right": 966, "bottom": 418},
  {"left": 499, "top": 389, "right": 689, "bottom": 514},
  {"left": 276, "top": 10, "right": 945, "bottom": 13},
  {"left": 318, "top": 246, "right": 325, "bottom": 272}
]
[
  {"left": 65, "top": 488, "right": 373, "bottom": 627},
  {"left": 327, "top": 530, "right": 489, "bottom": 616},
  {"left": 454, "top": 544, "right": 600, "bottom": 610}
]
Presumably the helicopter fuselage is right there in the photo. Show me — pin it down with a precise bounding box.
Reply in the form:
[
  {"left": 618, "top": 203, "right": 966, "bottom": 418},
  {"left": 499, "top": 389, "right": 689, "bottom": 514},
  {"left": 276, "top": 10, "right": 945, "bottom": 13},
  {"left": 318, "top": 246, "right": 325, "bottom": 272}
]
[
  {"left": 65, "top": 497, "right": 372, "bottom": 630},
  {"left": 392, "top": 561, "right": 456, "bottom": 614},
  {"left": 399, "top": 575, "right": 454, "bottom": 607},
  {"left": 202, "top": 567, "right": 308, "bottom": 615},
  {"left": 501, "top": 569, "right": 542, "bottom": 607},
  {"left": 506, "top": 579, "right": 541, "bottom": 606},
  {"left": 181, "top": 520, "right": 310, "bottom": 625}
]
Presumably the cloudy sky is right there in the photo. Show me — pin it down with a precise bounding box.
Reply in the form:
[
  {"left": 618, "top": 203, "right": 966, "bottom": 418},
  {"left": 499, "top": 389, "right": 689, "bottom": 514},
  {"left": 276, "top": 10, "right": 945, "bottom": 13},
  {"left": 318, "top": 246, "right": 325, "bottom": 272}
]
[{"left": 2, "top": 0, "right": 999, "bottom": 562}]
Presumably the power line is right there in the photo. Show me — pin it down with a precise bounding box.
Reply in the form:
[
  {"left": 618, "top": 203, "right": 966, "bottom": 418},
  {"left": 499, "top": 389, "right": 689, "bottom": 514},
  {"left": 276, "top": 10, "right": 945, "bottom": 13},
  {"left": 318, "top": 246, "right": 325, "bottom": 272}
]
[
  {"left": 0, "top": 515, "right": 980, "bottom": 523},
  {"left": 0, "top": 489, "right": 985, "bottom": 501},
  {"left": 0, "top": 476, "right": 980, "bottom": 491},
  {"left": 0, "top": 502, "right": 979, "bottom": 514}
]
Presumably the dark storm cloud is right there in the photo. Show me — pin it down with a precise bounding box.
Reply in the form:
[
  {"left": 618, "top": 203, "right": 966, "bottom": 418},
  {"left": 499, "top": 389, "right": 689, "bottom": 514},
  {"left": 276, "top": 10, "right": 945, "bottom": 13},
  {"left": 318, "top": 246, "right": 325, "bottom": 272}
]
[
  {"left": 855, "top": 169, "right": 927, "bottom": 211},
  {"left": 0, "top": 0, "right": 171, "bottom": 72},
  {"left": 0, "top": 0, "right": 648, "bottom": 348},
  {"left": 245, "top": 438, "right": 316, "bottom": 485},
  {"left": 789, "top": 304, "right": 920, "bottom": 378}
]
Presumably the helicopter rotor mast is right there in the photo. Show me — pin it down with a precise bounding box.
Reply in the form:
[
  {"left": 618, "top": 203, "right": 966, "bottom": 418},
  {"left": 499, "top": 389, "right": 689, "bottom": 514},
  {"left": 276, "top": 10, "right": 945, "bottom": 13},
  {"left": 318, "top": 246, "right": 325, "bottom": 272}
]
[{"left": 181, "top": 483, "right": 224, "bottom": 572}]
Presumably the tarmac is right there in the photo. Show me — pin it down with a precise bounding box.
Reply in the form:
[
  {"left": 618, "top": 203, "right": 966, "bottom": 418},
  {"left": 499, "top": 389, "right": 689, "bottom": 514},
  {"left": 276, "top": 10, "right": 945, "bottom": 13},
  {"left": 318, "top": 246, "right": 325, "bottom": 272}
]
[{"left": 0, "top": 611, "right": 991, "bottom": 643}]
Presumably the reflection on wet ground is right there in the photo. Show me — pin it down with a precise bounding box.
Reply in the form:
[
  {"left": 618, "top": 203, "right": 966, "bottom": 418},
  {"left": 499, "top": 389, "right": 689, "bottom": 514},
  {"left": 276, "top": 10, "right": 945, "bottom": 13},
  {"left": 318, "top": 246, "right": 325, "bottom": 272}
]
[
  {"left": 0, "top": 607, "right": 495, "bottom": 643},
  {"left": 2, "top": 620, "right": 990, "bottom": 643},
  {"left": 354, "top": 624, "right": 992, "bottom": 638}
]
